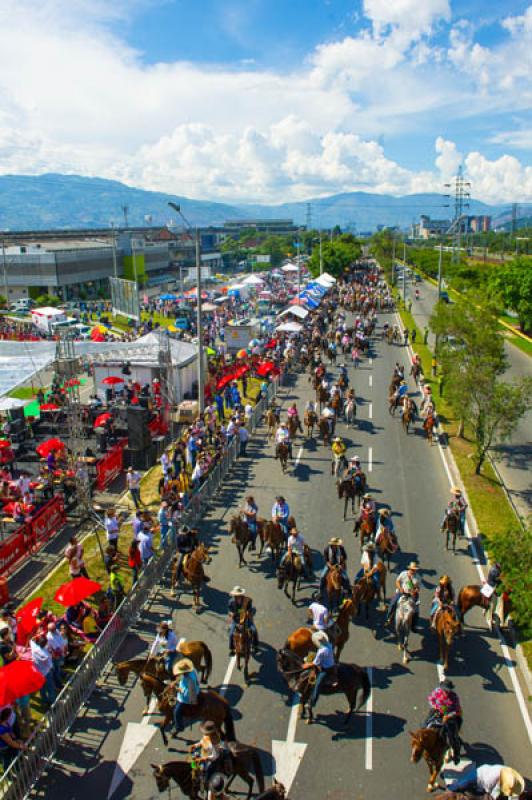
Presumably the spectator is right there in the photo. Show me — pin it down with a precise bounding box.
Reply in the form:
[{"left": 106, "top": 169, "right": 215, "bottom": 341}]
[
  {"left": 126, "top": 467, "right": 143, "bottom": 509},
  {"left": 157, "top": 501, "right": 170, "bottom": 548},
  {"left": 103, "top": 545, "right": 118, "bottom": 574},
  {"left": 65, "top": 535, "right": 89, "bottom": 579},
  {"left": 138, "top": 528, "right": 154, "bottom": 566},
  {"left": 132, "top": 509, "right": 144, "bottom": 541},
  {"left": 109, "top": 565, "right": 125, "bottom": 610},
  {"left": 81, "top": 610, "right": 99, "bottom": 642},
  {"left": 128, "top": 539, "right": 142, "bottom": 584},
  {"left": 30, "top": 634, "right": 57, "bottom": 706},
  {"left": 238, "top": 424, "right": 249, "bottom": 457},
  {"left": 104, "top": 508, "right": 120, "bottom": 552},
  {"left": 46, "top": 623, "right": 66, "bottom": 686},
  {"left": 0, "top": 707, "right": 27, "bottom": 769},
  {"left": 0, "top": 628, "right": 16, "bottom": 665}
]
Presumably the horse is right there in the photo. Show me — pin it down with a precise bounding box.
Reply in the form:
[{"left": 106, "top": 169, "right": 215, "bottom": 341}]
[
  {"left": 457, "top": 584, "right": 511, "bottom": 630},
  {"left": 323, "top": 565, "right": 345, "bottom": 612},
  {"left": 402, "top": 400, "right": 414, "bottom": 434},
  {"left": 230, "top": 515, "right": 251, "bottom": 567},
  {"left": 395, "top": 595, "right": 417, "bottom": 664},
  {"left": 354, "top": 516, "right": 376, "bottom": 549},
  {"left": 264, "top": 521, "right": 285, "bottom": 563},
  {"left": 277, "top": 648, "right": 371, "bottom": 727},
  {"left": 285, "top": 598, "right": 356, "bottom": 662},
  {"left": 423, "top": 413, "right": 436, "bottom": 445},
  {"left": 178, "top": 543, "right": 211, "bottom": 612},
  {"left": 434, "top": 606, "right": 461, "bottom": 672},
  {"left": 276, "top": 441, "right": 289, "bottom": 473},
  {"left": 287, "top": 415, "right": 300, "bottom": 440},
  {"left": 157, "top": 685, "right": 236, "bottom": 746},
  {"left": 344, "top": 396, "right": 356, "bottom": 426},
  {"left": 151, "top": 740, "right": 264, "bottom": 800},
  {"left": 265, "top": 409, "right": 277, "bottom": 439},
  {"left": 304, "top": 409, "right": 317, "bottom": 437},
  {"left": 441, "top": 510, "right": 461, "bottom": 553},
  {"left": 234, "top": 610, "right": 254, "bottom": 685},
  {"left": 352, "top": 565, "right": 386, "bottom": 620},
  {"left": 316, "top": 385, "right": 329, "bottom": 410},
  {"left": 337, "top": 473, "right": 366, "bottom": 518},
  {"left": 375, "top": 527, "right": 398, "bottom": 570},
  {"left": 409, "top": 728, "right": 449, "bottom": 793},
  {"left": 277, "top": 555, "right": 304, "bottom": 604},
  {"left": 319, "top": 417, "right": 331, "bottom": 445},
  {"left": 114, "top": 657, "right": 170, "bottom": 712},
  {"left": 331, "top": 394, "right": 342, "bottom": 417}
]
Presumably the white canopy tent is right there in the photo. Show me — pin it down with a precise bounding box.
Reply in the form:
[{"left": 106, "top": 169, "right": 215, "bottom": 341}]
[
  {"left": 315, "top": 272, "right": 336, "bottom": 286},
  {"left": 242, "top": 274, "right": 265, "bottom": 285},
  {"left": 275, "top": 321, "right": 303, "bottom": 333},
  {"left": 277, "top": 306, "right": 309, "bottom": 320},
  {"left": 281, "top": 263, "right": 299, "bottom": 273}
]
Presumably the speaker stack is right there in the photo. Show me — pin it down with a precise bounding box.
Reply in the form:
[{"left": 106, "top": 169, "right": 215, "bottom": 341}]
[{"left": 125, "top": 406, "right": 156, "bottom": 470}]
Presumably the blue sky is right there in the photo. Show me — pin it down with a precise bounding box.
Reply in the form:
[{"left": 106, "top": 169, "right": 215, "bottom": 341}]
[{"left": 0, "top": 0, "right": 530, "bottom": 203}]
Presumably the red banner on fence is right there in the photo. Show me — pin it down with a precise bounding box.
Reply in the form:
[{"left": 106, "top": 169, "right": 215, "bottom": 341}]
[
  {"left": 0, "top": 529, "right": 27, "bottom": 577},
  {"left": 96, "top": 442, "right": 124, "bottom": 491},
  {"left": 28, "top": 496, "right": 66, "bottom": 545}
]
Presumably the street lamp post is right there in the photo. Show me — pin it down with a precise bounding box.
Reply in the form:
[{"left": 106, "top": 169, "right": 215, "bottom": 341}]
[
  {"left": 437, "top": 244, "right": 443, "bottom": 299},
  {"left": 168, "top": 202, "right": 205, "bottom": 413},
  {"left": 1, "top": 238, "right": 9, "bottom": 306},
  {"left": 319, "top": 231, "right": 323, "bottom": 275}
]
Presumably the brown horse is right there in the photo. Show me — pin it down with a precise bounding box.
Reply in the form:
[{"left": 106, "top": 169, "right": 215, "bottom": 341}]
[
  {"left": 287, "top": 415, "right": 299, "bottom": 440},
  {"left": 316, "top": 385, "right": 328, "bottom": 410},
  {"left": 423, "top": 413, "right": 436, "bottom": 444},
  {"left": 409, "top": 728, "right": 448, "bottom": 792},
  {"left": 265, "top": 409, "right": 277, "bottom": 439},
  {"left": 402, "top": 401, "right": 414, "bottom": 433},
  {"left": 277, "top": 555, "right": 304, "bottom": 604},
  {"left": 157, "top": 684, "right": 236, "bottom": 745},
  {"left": 354, "top": 516, "right": 376, "bottom": 549},
  {"left": 331, "top": 394, "right": 342, "bottom": 417},
  {"left": 337, "top": 474, "right": 367, "bottom": 518},
  {"left": 230, "top": 515, "right": 251, "bottom": 567},
  {"left": 319, "top": 417, "right": 331, "bottom": 445},
  {"left": 285, "top": 598, "right": 356, "bottom": 662},
  {"left": 277, "top": 648, "right": 371, "bottom": 726},
  {"left": 352, "top": 565, "right": 386, "bottom": 619},
  {"left": 234, "top": 610, "right": 254, "bottom": 685},
  {"left": 304, "top": 409, "right": 317, "bottom": 437},
  {"left": 264, "top": 521, "right": 285, "bottom": 563},
  {"left": 323, "top": 565, "right": 344, "bottom": 611},
  {"left": 179, "top": 543, "right": 211, "bottom": 612},
  {"left": 376, "top": 527, "right": 398, "bottom": 570},
  {"left": 434, "top": 606, "right": 461, "bottom": 672},
  {"left": 457, "top": 584, "right": 511, "bottom": 630},
  {"left": 441, "top": 510, "right": 461, "bottom": 553},
  {"left": 151, "top": 739, "right": 264, "bottom": 799},
  {"left": 276, "top": 441, "right": 289, "bottom": 473}
]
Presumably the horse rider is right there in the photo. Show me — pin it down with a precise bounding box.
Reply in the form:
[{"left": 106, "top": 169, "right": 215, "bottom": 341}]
[
  {"left": 228, "top": 586, "right": 259, "bottom": 655},
  {"left": 303, "top": 631, "right": 338, "bottom": 710},
  {"left": 396, "top": 380, "right": 408, "bottom": 405},
  {"left": 424, "top": 678, "right": 463, "bottom": 765},
  {"left": 448, "top": 764, "right": 524, "bottom": 798},
  {"left": 175, "top": 525, "right": 196, "bottom": 582},
  {"left": 275, "top": 421, "right": 293, "bottom": 460},
  {"left": 287, "top": 402, "right": 303, "bottom": 433},
  {"left": 305, "top": 399, "right": 316, "bottom": 414},
  {"left": 338, "top": 363, "right": 349, "bottom": 385},
  {"left": 281, "top": 527, "right": 308, "bottom": 577},
  {"left": 430, "top": 575, "right": 456, "bottom": 629},
  {"left": 171, "top": 658, "right": 201, "bottom": 737},
  {"left": 321, "top": 402, "right": 336, "bottom": 437},
  {"left": 375, "top": 509, "right": 397, "bottom": 547},
  {"left": 271, "top": 495, "right": 290, "bottom": 538},
  {"left": 270, "top": 400, "right": 281, "bottom": 425},
  {"left": 394, "top": 362, "right": 405, "bottom": 380},
  {"left": 483, "top": 560, "right": 503, "bottom": 623},
  {"left": 189, "top": 720, "right": 227, "bottom": 794},
  {"left": 331, "top": 436, "right": 347, "bottom": 476},
  {"left": 385, "top": 561, "right": 420, "bottom": 628},
  {"left": 354, "top": 542, "right": 381, "bottom": 591},
  {"left": 319, "top": 537, "right": 351, "bottom": 598},
  {"left": 449, "top": 487, "right": 468, "bottom": 535},
  {"left": 150, "top": 620, "right": 179, "bottom": 673},
  {"left": 357, "top": 493, "right": 377, "bottom": 524},
  {"left": 241, "top": 495, "right": 258, "bottom": 550},
  {"left": 307, "top": 598, "right": 334, "bottom": 633}
]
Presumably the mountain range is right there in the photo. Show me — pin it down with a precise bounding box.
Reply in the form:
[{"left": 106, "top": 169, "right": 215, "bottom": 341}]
[{"left": 0, "top": 173, "right": 527, "bottom": 232}]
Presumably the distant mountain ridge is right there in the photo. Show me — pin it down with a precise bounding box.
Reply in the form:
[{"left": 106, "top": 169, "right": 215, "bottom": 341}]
[{"left": 0, "top": 173, "right": 525, "bottom": 232}]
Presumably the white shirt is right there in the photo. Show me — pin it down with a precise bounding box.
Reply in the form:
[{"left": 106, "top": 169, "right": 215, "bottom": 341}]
[
  {"left": 30, "top": 640, "right": 53, "bottom": 676},
  {"left": 322, "top": 407, "right": 334, "bottom": 418},
  {"left": 105, "top": 516, "right": 119, "bottom": 540},
  {"left": 288, "top": 533, "right": 305, "bottom": 556},
  {"left": 309, "top": 602, "right": 330, "bottom": 631},
  {"left": 161, "top": 453, "right": 170, "bottom": 474},
  {"left": 47, "top": 630, "right": 68, "bottom": 658},
  {"left": 476, "top": 765, "right": 503, "bottom": 798},
  {"left": 275, "top": 427, "right": 289, "bottom": 443},
  {"left": 397, "top": 570, "right": 420, "bottom": 594},
  {"left": 150, "top": 630, "right": 178, "bottom": 656},
  {"left": 127, "top": 471, "right": 141, "bottom": 489}
]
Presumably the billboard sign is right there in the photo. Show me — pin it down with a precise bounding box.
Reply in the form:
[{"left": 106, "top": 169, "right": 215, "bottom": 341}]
[{"left": 110, "top": 277, "right": 141, "bottom": 321}]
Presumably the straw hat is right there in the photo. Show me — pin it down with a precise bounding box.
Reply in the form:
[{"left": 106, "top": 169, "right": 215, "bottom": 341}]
[
  {"left": 439, "top": 575, "right": 451, "bottom": 585},
  {"left": 333, "top": 436, "right": 342, "bottom": 442},
  {"left": 500, "top": 767, "right": 525, "bottom": 797},
  {"left": 379, "top": 508, "right": 391, "bottom": 517},
  {"left": 363, "top": 493, "right": 373, "bottom": 500},
  {"left": 172, "top": 658, "right": 194, "bottom": 676},
  {"left": 199, "top": 720, "right": 220, "bottom": 737},
  {"left": 230, "top": 586, "right": 246, "bottom": 597},
  {"left": 328, "top": 537, "right": 343, "bottom": 546},
  {"left": 407, "top": 561, "right": 419, "bottom": 571},
  {"left": 451, "top": 486, "right": 462, "bottom": 495},
  {"left": 312, "top": 631, "right": 329, "bottom": 648}
]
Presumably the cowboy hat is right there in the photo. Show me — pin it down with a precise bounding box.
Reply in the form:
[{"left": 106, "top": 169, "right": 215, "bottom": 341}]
[
  {"left": 407, "top": 561, "right": 419, "bottom": 570},
  {"left": 439, "top": 575, "right": 451, "bottom": 584},
  {"left": 328, "top": 537, "right": 343, "bottom": 545},
  {"left": 379, "top": 508, "right": 391, "bottom": 517},
  {"left": 230, "top": 586, "right": 246, "bottom": 596},
  {"left": 500, "top": 767, "right": 525, "bottom": 797},
  {"left": 333, "top": 436, "right": 342, "bottom": 442},
  {"left": 172, "top": 658, "right": 194, "bottom": 676},
  {"left": 451, "top": 486, "right": 462, "bottom": 495},
  {"left": 208, "top": 773, "right": 227, "bottom": 796},
  {"left": 200, "top": 720, "right": 220, "bottom": 737},
  {"left": 363, "top": 542, "right": 376, "bottom": 552},
  {"left": 311, "top": 630, "right": 329, "bottom": 648},
  {"left": 363, "top": 493, "right": 372, "bottom": 499}
]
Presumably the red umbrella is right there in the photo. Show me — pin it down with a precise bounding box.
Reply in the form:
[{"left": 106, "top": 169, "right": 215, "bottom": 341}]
[
  {"left": 102, "top": 376, "right": 124, "bottom": 386},
  {"left": 54, "top": 577, "right": 102, "bottom": 607},
  {"left": 36, "top": 438, "right": 65, "bottom": 457},
  {"left": 0, "top": 439, "right": 12, "bottom": 450},
  {"left": 216, "top": 374, "right": 235, "bottom": 391},
  {"left": 64, "top": 378, "right": 81, "bottom": 387},
  {"left": 94, "top": 412, "right": 112, "bottom": 428},
  {"left": 15, "top": 597, "right": 43, "bottom": 645},
  {"left": 0, "top": 661, "right": 45, "bottom": 705},
  {"left": 256, "top": 361, "right": 274, "bottom": 377},
  {"left": 264, "top": 339, "right": 277, "bottom": 349},
  {"left": 39, "top": 403, "right": 60, "bottom": 411}
]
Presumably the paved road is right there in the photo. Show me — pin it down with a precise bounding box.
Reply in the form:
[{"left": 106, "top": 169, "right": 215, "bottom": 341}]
[
  {"left": 407, "top": 278, "right": 532, "bottom": 521},
  {"left": 37, "top": 311, "right": 531, "bottom": 800}
]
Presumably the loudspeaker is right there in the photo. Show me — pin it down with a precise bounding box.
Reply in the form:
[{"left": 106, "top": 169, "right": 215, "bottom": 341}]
[
  {"left": 124, "top": 444, "right": 157, "bottom": 471},
  {"left": 10, "top": 407, "right": 25, "bottom": 424},
  {"left": 127, "top": 407, "right": 151, "bottom": 450}
]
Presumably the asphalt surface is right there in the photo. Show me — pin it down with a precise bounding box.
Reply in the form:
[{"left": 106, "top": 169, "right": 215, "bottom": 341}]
[
  {"left": 407, "top": 278, "right": 532, "bottom": 520},
  {"left": 35, "top": 310, "right": 531, "bottom": 800}
]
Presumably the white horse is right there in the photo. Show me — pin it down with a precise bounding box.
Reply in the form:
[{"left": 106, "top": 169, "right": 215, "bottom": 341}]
[
  {"left": 395, "top": 595, "right": 417, "bottom": 664},
  {"left": 344, "top": 398, "right": 356, "bottom": 426}
]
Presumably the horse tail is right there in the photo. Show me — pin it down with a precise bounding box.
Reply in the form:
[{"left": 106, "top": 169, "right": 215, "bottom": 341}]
[
  {"left": 203, "top": 643, "right": 213, "bottom": 682},
  {"left": 251, "top": 748, "right": 265, "bottom": 793},
  {"left": 224, "top": 706, "right": 236, "bottom": 741},
  {"left": 457, "top": 588, "right": 465, "bottom": 620},
  {"left": 357, "top": 668, "right": 372, "bottom": 711}
]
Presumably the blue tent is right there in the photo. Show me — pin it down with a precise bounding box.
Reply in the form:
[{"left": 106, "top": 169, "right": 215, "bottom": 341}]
[{"left": 160, "top": 293, "right": 177, "bottom": 300}]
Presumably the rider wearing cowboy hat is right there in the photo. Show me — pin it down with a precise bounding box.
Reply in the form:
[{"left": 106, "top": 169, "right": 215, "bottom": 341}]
[
  {"left": 448, "top": 486, "right": 468, "bottom": 534},
  {"left": 319, "top": 538, "right": 350, "bottom": 598},
  {"left": 385, "top": 561, "right": 421, "bottom": 628},
  {"left": 227, "top": 587, "right": 258, "bottom": 655},
  {"left": 449, "top": 764, "right": 524, "bottom": 798},
  {"left": 171, "top": 658, "right": 200, "bottom": 737},
  {"left": 303, "top": 631, "right": 337, "bottom": 709},
  {"left": 375, "top": 508, "right": 397, "bottom": 546},
  {"left": 189, "top": 720, "right": 227, "bottom": 793},
  {"left": 430, "top": 575, "right": 456, "bottom": 628},
  {"left": 426, "top": 678, "right": 463, "bottom": 765}
]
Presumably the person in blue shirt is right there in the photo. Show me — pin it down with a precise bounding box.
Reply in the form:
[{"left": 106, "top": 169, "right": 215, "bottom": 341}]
[
  {"left": 304, "top": 631, "right": 337, "bottom": 709},
  {"left": 171, "top": 658, "right": 200, "bottom": 736},
  {"left": 223, "top": 385, "right": 233, "bottom": 410},
  {"left": 214, "top": 394, "right": 224, "bottom": 421},
  {"left": 271, "top": 496, "right": 290, "bottom": 538},
  {"left": 230, "top": 382, "right": 241, "bottom": 409}
]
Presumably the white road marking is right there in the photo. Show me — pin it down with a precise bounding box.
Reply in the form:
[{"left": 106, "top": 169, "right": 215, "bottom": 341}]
[
  {"left": 369, "top": 402, "right": 373, "bottom": 420},
  {"left": 107, "top": 722, "right": 158, "bottom": 798},
  {"left": 219, "top": 655, "right": 237, "bottom": 696},
  {"left": 365, "top": 667, "right": 373, "bottom": 770},
  {"left": 369, "top": 374, "right": 373, "bottom": 388},
  {"left": 295, "top": 446, "right": 304, "bottom": 467},
  {"left": 272, "top": 694, "right": 308, "bottom": 794},
  {"left": 368, "top": 447, "right": 373, "bottom": 472},
  {"left": 369, "top": 358, "right": 373, "bottom": 366},
  {"left": 286, "top": 695, "right": 300, "bottom": 744}
]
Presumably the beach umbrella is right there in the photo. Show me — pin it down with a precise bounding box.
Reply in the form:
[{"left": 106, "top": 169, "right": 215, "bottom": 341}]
[
  {"left": 0, "top": 397, "right": 26, "bottom": 411},
  {"left": 160, "top": 293, "right": 177, "bottom": 301},
  {"left": 36, "top": 438, "right": 65, "bottom": 457},
  {"left": 0, "top": 661, "right": 45, "bottom": 706},
  {"left": 15, "top": 597, "right": 43, "bottom": 645},
  {"left": 94, "top": 412, "right": 112, "bottom": 428},
  {"left": 39, "top": 403, "right": 60, "bottom": 411},
  {"left": 236, "top": 349, "right": 248, "bottom": 359},
  {"left": 101, "top": 376, "right": 124, "bottom": 386},
  {"left": 54, "top": 577, "right": 102, "bottom": 607},
  {"left": 0, "top": 439, "right": 12, "bottom": 450}
]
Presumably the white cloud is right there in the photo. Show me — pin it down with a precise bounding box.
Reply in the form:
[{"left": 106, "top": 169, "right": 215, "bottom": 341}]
[
  {"left": 490, "top": 130, "right": 532, "bottom": 150},
  {"left": 0, "top": 0, "right": 530, "bottom": 204}
]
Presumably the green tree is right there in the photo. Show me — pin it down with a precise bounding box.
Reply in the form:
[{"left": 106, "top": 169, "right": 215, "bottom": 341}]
[
  {"left": 488, "top": 256, "right": 532, "bottom": 333},
  {"left": 0, "top": 295, "right": 7, "bottom": 308},
  {"left": 308, "top": 235, "right": 361, "bottom": 278},
  {"left": 488, "top": 525, "right": 532, "bottom": 639},
  {"left": 35, "top": 293, "right": 61, "bottom": 307}
]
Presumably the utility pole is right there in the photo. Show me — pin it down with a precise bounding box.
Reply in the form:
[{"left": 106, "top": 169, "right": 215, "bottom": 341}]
[
  {"left": 296, "top": 237, "right": 301, "bottom": 305},
  {"left": 305, "top": 203, "right": 312, "bottom": 231},
  {"left": 110, "top": 223, "right": 118, "bottom": 279},
  {"left": 444, "top": 166, "right": 471, "bottom": 264},
  {"left": 437, "top": 244, "right": 443, "bottom": 299},
  {"left": 122, "top": 205, "right": 129, "bottom": 228},
  {"left": 319, "top": 231, "right": 323, "bottom": 275}
]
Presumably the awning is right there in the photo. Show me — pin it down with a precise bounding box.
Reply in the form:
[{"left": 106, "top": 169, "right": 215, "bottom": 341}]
[{"left": 278, "top": 306, "right": 309, "bottom": 320}]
